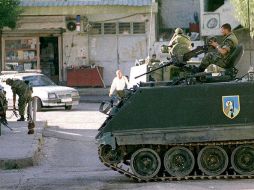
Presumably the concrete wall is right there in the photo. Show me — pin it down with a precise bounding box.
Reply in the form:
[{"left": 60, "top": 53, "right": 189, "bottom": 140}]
[
  {"left": 61, "top": 13, "right": 154, "bottom": 85},
  {"left": 62, "top": 32, "right": 89, "bottom": 81},
  {"left": 234, "top": 29, "right": 254, "bottom": 77}
]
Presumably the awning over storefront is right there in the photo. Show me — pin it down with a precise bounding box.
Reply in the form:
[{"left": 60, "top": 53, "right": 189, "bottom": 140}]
[
  {"left": 20, "top": 0, "right": 153, "bottom": 7},
  {"left": 1, "top": 16, "right": 66, "bottom": 37},
  {"left": 1, "top": 29, "right": 64, "bottom": 37}
]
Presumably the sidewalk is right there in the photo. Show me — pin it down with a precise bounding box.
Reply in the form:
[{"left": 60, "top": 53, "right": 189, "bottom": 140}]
[{"left": 0, "top": 120, "right": 46, "bottom": 169}]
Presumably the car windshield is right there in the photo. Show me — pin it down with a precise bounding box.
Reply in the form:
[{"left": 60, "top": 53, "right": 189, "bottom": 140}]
[{"left": 23, "top": 75, "right": 56, "bottom": 87}]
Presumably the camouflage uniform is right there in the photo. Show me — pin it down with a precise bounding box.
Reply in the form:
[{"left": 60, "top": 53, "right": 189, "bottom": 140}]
[
  {"left": 146, "top": 56, "right": 162, "bottom": 81},
  {"left": 0, "top": 88, "right": 8, "bottom": 126},
  {"left": 168, "top": 33, "right": 192, "bottom": 61},
  {"left": 199, "top": 33, "right": 239, "bottom": 71},
  {"left": 10, "top": 80, "right": 32, "bottom": 118},
  {"left": 0, "top": 90, "right": 7, "bottom": 117},
  {"left": 162, "top": 29, "right": 192, "bottom": 81}
]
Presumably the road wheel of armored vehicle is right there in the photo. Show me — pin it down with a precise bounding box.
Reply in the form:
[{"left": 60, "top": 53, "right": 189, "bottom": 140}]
[
  {"left": 130, "top": 148, "right": 161, "bottom": 180},
  {"left": 99, "top": 145, "right": 122, "bottom": 164},
  {"left": 231, "top": 145, "right": 254, "bottom": 175},
  {"left": 197, "top": 146, "right": 228, "bottom": 176},
  {"left": 164, "top": 146, "right": 195, "bottom": 177}
]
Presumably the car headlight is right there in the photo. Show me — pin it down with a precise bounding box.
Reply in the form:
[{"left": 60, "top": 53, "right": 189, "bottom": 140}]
[
  {"left": 48, "top": 93, "right": 57, "bottom": 99},
  {"left": 71, "top": 90, "right": 79, "bottom": 97}
]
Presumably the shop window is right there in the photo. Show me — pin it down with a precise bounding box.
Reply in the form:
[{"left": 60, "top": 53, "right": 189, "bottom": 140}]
[
  {"left": 119, "top": 23, "right": 131, "bottom": 34},
  {"left": 4, "top": 38, "right": 39, "bottom": 71},
  {"left": 90, "top": 23, "right": 102, "bottom": 35},
  {"left": 104, "top": 23, "right": 116, "bottom": 34},
  {"left": 133, "top": 22, "right": 146, "bottom": 34}
]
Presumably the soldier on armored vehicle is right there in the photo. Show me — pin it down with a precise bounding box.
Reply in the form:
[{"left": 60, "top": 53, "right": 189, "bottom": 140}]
[
  {"left": 197, "top": 23, "right": 239, "bottom": 72},
  {"left": 147, "top": 23, "right": 240, "bottom": 82},
  {"left": 149, "top": 28, "right": 192, "bottom": 81},
  {"left": 145, "top": 54, "right": 161, "bottom": 81},
  {"left": 168, "top": 27, "right": 192, "bottom": 61}
]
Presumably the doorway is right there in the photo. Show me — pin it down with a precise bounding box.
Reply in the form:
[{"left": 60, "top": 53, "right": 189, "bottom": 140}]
[{"left": 40, "top": 37, "right": 59, "bottom": 83}]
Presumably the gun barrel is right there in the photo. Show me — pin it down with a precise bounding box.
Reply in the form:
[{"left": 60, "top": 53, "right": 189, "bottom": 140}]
[
  {"left": 183, "top": 45, "right": 208, "bottom": 61},
  {"left": 134, "top": 61, "right": 172, "bottom": 79}
]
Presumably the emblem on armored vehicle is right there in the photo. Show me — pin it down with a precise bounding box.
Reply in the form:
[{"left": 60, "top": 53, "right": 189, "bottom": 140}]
[{"left": 222, "top": 95, "right": 240, "bottom": 119}]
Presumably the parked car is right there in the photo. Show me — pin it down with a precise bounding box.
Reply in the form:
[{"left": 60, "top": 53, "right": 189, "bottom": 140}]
[{"left": 0, "top": 72, "right": 80, "bottom": 111}]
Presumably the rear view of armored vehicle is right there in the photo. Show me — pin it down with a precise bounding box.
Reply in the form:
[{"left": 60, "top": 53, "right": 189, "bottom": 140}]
[{"left": 95, "top": 44, "right": 254, "bottom": 182}]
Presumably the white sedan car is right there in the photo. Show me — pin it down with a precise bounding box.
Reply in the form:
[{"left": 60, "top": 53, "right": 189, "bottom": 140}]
[{"left": 0, "top": 72, "right": 80, "bottom": 111}]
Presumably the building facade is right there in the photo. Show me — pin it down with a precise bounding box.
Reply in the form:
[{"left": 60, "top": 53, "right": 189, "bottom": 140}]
[
  {"left": 1, "top": 0, "right": 157, "bottom": 86},
  {"left": 2, "top": 0, "right": 253, "bottom": 85}
]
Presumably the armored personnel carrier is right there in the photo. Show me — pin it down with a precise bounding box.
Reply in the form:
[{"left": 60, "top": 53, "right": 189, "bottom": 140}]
[{"left": 95, "top": 44, "right": 254, "bottom": 182}]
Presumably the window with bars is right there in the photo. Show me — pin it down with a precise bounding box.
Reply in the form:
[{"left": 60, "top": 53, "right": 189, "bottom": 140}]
[
  {"left": 104, "top": 23, "right": 116, "bottom": 34},
  {"left": 89, "top": 22, "right": 146, "bottom": 35},
  {"left": 119, "top": 23, "right": 131, "bottom": 34},
  {"left": 89, "top": 23, "right": 102, "bottom": 34},
  {"left": 133, "top": 22, "right": 146, "bottom": 34}
]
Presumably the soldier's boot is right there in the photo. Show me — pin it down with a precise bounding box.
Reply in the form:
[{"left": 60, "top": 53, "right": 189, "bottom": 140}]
[
  {"left": 17, "top": 115, "right": 25, "bottom": 121},
  {"left": 28, "top": 129, "right": 34, "bottom": 134}
]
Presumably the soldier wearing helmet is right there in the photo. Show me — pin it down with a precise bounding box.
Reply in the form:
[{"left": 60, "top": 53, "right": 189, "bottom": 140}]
[
  {"left": 154, "top": 28, "right": 192, "bottom": 81},
  {"left": 6, "top": 78, "right": 32, "bottom": 121},
  {"left": 168, "top": 27, "right": 192, "bottom": 61}
]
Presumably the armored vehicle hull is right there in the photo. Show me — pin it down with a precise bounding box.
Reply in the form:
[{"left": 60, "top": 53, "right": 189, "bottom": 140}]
[
  {"left": 96, "top": 44, "right": 249, "bottom": 182},
  {"left": 96, "top": 77, "right": 254, "bottom": 182}
]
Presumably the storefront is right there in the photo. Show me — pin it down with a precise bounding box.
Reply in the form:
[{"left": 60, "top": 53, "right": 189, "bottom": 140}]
[
  {"left": 3, "top": 37, "right": 39, "bottom": 71},
  {"left": 1, "top": 29, "right": 64, "bottom": 83}
]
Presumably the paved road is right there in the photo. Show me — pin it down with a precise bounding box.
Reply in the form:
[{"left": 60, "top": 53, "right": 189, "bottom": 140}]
[{"left": 1, "top": 103, "right": 254, "bottom": 190}]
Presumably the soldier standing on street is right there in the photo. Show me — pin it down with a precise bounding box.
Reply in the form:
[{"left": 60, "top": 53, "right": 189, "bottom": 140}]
[
  {"left": 198, "top": 23, "right": 239, "bottom": 71},
  {"left": 6, "top": 78, "right": 32, "bottom": 121}
]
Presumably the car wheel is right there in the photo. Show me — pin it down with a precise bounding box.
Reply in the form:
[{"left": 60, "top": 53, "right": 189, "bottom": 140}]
[
  {"left": 65, "top": 105, "right": 72, "bottom": 110},
  {"left": 34, "top": 97, "right": 42, "bottom": 112}
]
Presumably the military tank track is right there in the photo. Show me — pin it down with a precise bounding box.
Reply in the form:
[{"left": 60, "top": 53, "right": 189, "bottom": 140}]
[{"left": 98, "top": 140, "right": 254, "bottom": 182}]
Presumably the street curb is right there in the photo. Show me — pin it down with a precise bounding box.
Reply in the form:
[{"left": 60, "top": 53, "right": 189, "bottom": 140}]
[
  {"left": 0, "top": 121, "right": 46, "bottom": 170},
  {"left": 31, "top": 130, "right": 44, "bottom": 166}
]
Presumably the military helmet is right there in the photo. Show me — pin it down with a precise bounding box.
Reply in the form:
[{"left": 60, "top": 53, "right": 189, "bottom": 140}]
[
  {"left": 175, "top": 28, "right": 183, "bottom": 34},
  {"left": 6, "top": 78, "right": 13, "bottom": 85}
]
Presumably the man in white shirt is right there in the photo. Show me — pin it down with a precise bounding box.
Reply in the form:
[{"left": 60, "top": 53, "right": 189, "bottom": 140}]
[{"left": 109, "top": 70, "right": 129, "bottom": 98}]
